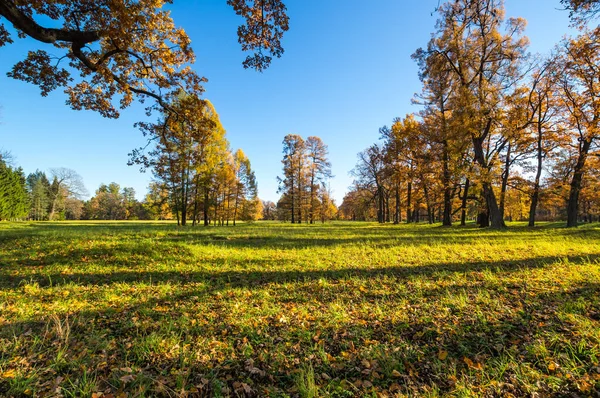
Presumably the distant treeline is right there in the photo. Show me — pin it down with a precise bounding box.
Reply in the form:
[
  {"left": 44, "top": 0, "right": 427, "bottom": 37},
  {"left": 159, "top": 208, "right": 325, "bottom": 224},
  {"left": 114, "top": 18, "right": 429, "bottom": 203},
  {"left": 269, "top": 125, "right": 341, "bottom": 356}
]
[{"left": 0, "top": 154, "right": 262, "bottom": 224}]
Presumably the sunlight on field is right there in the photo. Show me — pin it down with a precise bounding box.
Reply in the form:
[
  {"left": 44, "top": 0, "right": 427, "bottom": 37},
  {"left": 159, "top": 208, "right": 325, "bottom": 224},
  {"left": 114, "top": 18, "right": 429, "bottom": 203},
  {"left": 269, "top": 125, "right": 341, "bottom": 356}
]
[{"left": 1, "top": 221, "right": 599, "bottom": 396}]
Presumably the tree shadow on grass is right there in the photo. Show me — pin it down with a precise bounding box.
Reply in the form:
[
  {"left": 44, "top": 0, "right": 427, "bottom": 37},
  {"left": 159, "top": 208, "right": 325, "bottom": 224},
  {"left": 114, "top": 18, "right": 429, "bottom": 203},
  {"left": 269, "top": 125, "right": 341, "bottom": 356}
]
[
  {"left": 2, "top": 274, "right": 598, "bottom": 396},
  {"left": 1, "top": 248, "right": 598, "bottom": 291}
]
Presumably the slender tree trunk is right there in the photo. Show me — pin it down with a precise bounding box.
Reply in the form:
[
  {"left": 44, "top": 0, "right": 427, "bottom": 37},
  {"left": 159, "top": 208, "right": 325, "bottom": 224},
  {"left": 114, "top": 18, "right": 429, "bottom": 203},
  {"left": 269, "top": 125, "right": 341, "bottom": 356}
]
[
  {"left": 394, "top": 183, "right": 400, "bottom": 224},
  {"left": 442, "top": 140, "right": 452, "bottom": 226},
  {"left": 528, "top": 126, "right": 544, "bottom": 227},
  {"left": 290, "top": 175, "right": 295, "bottom": 224},
  {"left": 203, "top": 189, "right": 209, "bottom": 226},
  {"left": 499, "top": 142, "right": 511, "bottom": 222},
  {"left": 309, "top": 171, "right": 315, "bottom": 224},
  {"left": 567, "top": 139, "right": 592, "bottom": 227},
  {"left": 297, "top": 162, "right": 303, "bottom": 224},
  {"left": 460, "top": 178, "right": 470, "bottom": 226},
  {"left": 233, "top": 186, "right": 239, "bottom": 227},
  {"left": 406, "top": 181, "right": 412, "bottom": 223},
  {"left": 385, "top": 191, "right": 390, "bottom": 223},
  {"left": 213, "top": 191, "right": 218, "bottom": 226},
  {"left": 180, "top": 167, "right": 187, "bottom": 227},
  {"left": 424, "top": 184, "right": 433, "bottom": 224},
  {"left": 172, "top": 176, "right": 180, "bottom": 226}
]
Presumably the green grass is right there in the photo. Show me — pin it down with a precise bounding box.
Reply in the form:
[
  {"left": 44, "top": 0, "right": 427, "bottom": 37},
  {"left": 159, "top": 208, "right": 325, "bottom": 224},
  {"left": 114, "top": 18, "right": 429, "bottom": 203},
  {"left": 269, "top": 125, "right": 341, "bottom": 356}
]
[{"left": 0, "top": 221, "right": 599, "bottom": 397}]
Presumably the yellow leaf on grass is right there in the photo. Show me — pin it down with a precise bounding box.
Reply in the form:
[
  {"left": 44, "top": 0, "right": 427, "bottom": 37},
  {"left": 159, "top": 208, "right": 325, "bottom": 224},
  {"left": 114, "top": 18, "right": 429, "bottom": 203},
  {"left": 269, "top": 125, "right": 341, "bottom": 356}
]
[
  {"left": 392, "top": 369, "right": 402, "bottom": 377},
  {"left": 438, "top": 350, "right": 448, "bottom": 360},
  {"left": 463, "top": 357, "right": 474, "bottom": 367},
  {"left": 2, "top": 369, "right": 16, "bottom": 378}
]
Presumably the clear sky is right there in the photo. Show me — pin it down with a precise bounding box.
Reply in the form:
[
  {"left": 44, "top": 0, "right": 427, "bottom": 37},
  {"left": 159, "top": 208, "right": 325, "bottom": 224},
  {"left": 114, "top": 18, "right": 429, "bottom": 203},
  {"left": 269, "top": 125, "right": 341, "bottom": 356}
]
[{"left": 0, "top": 0, "right": 574, "bottom": 204}]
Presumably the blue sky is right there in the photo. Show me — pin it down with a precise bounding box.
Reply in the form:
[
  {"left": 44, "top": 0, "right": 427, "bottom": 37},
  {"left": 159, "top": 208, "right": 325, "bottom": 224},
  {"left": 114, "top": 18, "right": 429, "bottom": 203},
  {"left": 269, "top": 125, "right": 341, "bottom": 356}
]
[{"left": 0, "top": 0, "right": 574, "bottom": 204}]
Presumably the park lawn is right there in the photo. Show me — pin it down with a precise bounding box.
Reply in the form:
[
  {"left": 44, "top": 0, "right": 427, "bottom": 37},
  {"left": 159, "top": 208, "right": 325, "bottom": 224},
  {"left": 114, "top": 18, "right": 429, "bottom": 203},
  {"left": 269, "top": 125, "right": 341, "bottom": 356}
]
[{"left": 0, "top": 221, "right": 599, "bottom": 397}]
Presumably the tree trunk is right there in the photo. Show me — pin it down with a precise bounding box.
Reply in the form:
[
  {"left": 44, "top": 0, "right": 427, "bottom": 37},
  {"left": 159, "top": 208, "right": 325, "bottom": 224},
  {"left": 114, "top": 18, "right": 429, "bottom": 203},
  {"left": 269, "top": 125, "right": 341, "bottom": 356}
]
[
  {"left": 233, "top": 187, "right": 239, "bottom": 227},
  {"left": 472, "top": 127, "right": 505, "bottom": 228},
  {"left": 460, "top": 178, "right": 470, "bottom": 226},
  {"left": 290, "top": 175, "right": 295, "bottom": 224},
  {"left": 180, "top": 167, "right": 187, "bottom": 227},
  {"left": 442, "top": 140, "right": 452, "bottom": 226},
  {"left": 567, "top": 139, "right": 592, "bottom": 227},
  {"left": 423, "top": 183, "right": 433, "bottom": 224},
  {"left": 385, "top": 191, "right": 391, "bottom": 223},
  {"left": 394, "top": 183, "right": 400, "bottom": 224},
  {"left": 499, "top": 142, "right": 511, "bottom": 222},
  {"left": 309, "top": 171, "right": 315, "bottom": 224},
  {"left": 203, "top": 189, "right": 209, "bottom": 226},
  {"left": 406, "top": 181, "right": 412, "bottom": 223},
  {"left": 528, "top": 126, "right": 544, "bottom": 227}
]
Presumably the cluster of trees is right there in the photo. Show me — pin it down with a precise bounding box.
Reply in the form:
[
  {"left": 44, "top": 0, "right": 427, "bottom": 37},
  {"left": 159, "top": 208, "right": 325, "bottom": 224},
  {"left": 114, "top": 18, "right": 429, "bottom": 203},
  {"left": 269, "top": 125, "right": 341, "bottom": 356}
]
[
  {"left": 276, "top": 135, "right": 336, "bottom": 223},
  {"left": 0, "top": 152, "right": 183, "bottom": 222},
  {"left": 131, "top": 96, "right": 260, "bottom": 226},
  {"left": 341, "top": 0, "right": 600, "bottom": 228},
  {"left": 1, "top": 1, "right": 284, "bottom": 226},
  {"left": 0, "top": 162, "right": 88, "bottom": 221},
  {"left": 0, "top": 153, "right": 28, "bottom": 220}
]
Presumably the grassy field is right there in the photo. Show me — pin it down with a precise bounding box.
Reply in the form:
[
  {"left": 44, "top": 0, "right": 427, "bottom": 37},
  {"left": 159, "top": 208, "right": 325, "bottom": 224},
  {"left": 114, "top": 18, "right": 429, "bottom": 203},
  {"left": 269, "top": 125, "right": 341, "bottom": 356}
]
[{"left": 0, "top": 221, "right": 599, "bottom": 397}]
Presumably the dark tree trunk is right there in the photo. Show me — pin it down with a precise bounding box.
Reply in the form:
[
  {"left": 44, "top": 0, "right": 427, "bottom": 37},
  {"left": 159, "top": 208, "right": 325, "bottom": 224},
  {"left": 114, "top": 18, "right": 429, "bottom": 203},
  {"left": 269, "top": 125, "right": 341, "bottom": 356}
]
[
  {"left": 290, "top": 175, "right": 295, "bottom": 224},
  {"left": 567, "top": 139, "right": 592, "bottom": 227},
  {"left": 477, "top": 211, "right": 489, "bottom": 228},
  {"left": 528, "top": 125, "right": 544, "bottom": 227},
  {"left": 499, "top": 142, "right": 511, "bottom": 222},
  {"left": 385, "top": 191, "right": 391, "bottom": 223},
  {"left": 394, "top": 183, "right": 400, "bottom": 224},
  {"left": 309, "top": 172, "right": 315, "bottom": 224},
  {"left": 442, "top": 140, "right": 452, "bottom": 226},
  {"left": 461, "top": 178, "right": 470, "bottom": 226},
  {"left": 423, "top": 184, "right": 433, "bottom": 224},
  {"left": 203, "top": 189, "right": 209, "bottom": 226},
  {"left": 472, "top": 123, "right": 505, "bottom": 228},
  {"left": 406, "top": 181, "right": 412, "bottom": 223},
  {"left": 180, "top": 167, "right": 187, "bottom": 227},
  {"left": 377, "top": 186, "right": 385, "bottom": 223}
]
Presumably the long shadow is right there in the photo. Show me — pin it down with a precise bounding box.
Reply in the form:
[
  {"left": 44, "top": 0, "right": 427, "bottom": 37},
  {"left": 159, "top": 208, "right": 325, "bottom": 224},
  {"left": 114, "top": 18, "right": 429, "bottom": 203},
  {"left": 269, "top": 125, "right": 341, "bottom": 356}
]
[{"left": 1, "top": 253, "right": 598, "bottom": 291}]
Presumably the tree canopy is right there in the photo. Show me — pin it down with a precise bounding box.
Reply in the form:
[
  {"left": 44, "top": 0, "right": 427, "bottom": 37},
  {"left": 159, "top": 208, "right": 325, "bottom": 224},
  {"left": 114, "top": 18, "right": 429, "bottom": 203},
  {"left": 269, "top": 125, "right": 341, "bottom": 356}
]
[{"left": 0, "top": 0, "right": 289, "bottom": 118}]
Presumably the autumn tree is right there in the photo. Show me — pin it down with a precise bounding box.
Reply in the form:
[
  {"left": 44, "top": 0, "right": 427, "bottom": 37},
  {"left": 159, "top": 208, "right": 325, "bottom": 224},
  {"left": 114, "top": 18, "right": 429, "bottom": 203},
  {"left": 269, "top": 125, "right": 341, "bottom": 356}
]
[
  {"left": 47, "top": 167, "right": 87, "bottom": 220},
  {"left": 350, "top": 144, "right": 387, "bottom": 224},
  {"left": 562, "top": 0, "right": 600, "bottom": 24},
  {"left": 559, "top": 30, "right": 600, "bottom": 227},
  {"left": 232, "top": 149, "right": 257, "bottom": 226},
  {"left": 381, "top": 115, "right": 425, "bottom": 224},
  {"left": 0, "top": 0, "right": 289, "bottom": 119},
  {"left": 305, "top": 136, "right": 332, "bottom": 224},
  {"left": 520, "top": 58, "right": 565, "bottom": 226},
  {"left": 278, "top": 134, "right": 306, "bottom": 224},
  {"left": 144, "top": 182, "right": 173, "bottom": 220},
  {"left": 132, "top": 96, "right": 227, "bottom": 226},
  {"left": 416, "top": 0, "right": 529, "bottom": 228}
]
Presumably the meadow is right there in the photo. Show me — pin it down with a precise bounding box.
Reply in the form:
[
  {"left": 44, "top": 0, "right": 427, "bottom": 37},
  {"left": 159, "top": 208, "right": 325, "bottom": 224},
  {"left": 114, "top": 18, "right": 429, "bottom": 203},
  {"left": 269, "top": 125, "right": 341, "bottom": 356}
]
[{"left": 0, "top": 221, "right": 599, "bottom": 397}]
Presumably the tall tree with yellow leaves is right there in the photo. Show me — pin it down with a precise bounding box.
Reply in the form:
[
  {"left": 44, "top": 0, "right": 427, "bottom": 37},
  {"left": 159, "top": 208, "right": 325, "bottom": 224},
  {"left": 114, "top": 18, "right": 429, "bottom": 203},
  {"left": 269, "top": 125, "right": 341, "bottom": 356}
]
[
  {"left": 416, "top": 0, "right": 529, "bottom": 228},
  {"left": 559, "top": 30, "right": 600, "bottom": 227}
]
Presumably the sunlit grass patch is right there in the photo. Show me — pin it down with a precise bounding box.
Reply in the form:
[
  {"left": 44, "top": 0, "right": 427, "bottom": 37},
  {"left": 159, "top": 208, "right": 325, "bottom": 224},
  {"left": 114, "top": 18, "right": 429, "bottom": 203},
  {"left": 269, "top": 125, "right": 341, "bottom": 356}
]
[{"left": 0, "top": 221, "right": 599, "bottom": 396}]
